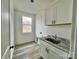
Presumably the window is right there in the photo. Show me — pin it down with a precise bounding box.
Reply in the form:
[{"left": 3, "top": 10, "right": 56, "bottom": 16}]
[{"left": 22, "top": 16, "right": 32, "bottom": 33}]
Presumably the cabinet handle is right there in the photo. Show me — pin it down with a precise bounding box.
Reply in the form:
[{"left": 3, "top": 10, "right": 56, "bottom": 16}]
[
  {"left": 46, "top": 48, "right": 49, "bottom": 53},
  {"left": 52, "top": 20, "right": 54, "bottom": 24},
  {"left": 52, "top": 20, "right": 56, "bottom": 24},
  {"left": 54, "top": 20, "right": 56, "bottom": 24}
]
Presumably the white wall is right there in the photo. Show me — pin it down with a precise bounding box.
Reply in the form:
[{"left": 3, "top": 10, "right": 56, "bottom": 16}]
[
  {"left": 36, "top": 10, "right": 46, "bottom": 37},
  {"left": 1, "top": 0, "right": 10, "bottom": 58},
  {"left": 14, "top": 9, "right": 35, "bottom": 45},
  {"left": 36, "top": 10, "right": 72, "bottom": 40}
]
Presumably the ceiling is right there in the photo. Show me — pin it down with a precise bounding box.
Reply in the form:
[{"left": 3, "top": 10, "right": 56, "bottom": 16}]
[{"left": 13, "top": 0, "right": 55, "bottom": 14}]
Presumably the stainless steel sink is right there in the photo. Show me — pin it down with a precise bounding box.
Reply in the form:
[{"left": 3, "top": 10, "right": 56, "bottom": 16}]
[
  {"left": 45, "top": 35, "right": 61, "bottom": 44},
  {"left": 45, "top": 37, "right": 61, "bottom": 44}
]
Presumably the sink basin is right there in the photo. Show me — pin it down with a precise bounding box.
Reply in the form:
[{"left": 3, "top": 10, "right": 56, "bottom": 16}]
[{"left": 45, "top": 38, "right": 61, "bottom": 44}]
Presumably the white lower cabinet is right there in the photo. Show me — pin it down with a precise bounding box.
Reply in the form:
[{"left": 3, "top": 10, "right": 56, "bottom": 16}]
[
  {"left": 39, "top": 44, "right": 48, "bottom": 59},
  {"left": 48, "top": 49, "right": 63, "bottom": 59},
  {"left": 39, "top": 40, "right": 69, "bottom": 59}
]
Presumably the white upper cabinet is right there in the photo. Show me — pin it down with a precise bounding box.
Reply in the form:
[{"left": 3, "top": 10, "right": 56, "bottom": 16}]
[
  {"left": 45, "top": 0, "right": 73, "bottom": 25},
  {"left": 56, "top": 0, "right": 73, "bottom": 24},
  {"left": 45, "top": 5, "right": 57, "bottom": 25}
]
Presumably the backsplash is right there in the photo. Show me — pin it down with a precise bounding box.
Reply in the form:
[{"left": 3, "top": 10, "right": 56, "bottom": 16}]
[{"left": 44, "top": 25, "right": 72, "bottom": 40}]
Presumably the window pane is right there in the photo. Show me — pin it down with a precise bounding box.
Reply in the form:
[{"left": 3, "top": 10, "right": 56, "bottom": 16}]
[
  {"left": 23, "top": 25, "right": 32, "bottom": 32},
  {"left": 22, "top": 16, "right": 32, "bottom": 25},
  {"left": 22, "top": 16, "right": 32, "bottom": 33}
]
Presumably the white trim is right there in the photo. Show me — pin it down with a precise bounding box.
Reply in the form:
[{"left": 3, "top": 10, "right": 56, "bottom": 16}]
[
  {"left": 10, "top": 0, "right": 14, "bottom": 46},
  {"left": 10, "top": 48, "right": 14, "bottom": 59},
  {"left": 2, "top": 46, "right": 10, "bottom": 59}
]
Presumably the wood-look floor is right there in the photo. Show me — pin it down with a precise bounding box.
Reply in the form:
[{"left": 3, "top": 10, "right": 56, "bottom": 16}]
[{"left": 13, "top": 42, "right": 41, "bottom": 59}]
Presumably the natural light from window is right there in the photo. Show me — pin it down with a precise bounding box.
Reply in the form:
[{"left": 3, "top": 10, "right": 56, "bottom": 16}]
[{"left": 22, "top": 16, "right": 32, "bottom": 33}]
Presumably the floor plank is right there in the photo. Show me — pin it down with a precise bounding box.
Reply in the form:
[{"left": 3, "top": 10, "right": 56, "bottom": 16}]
[{"left": 13, "top": 43, "right": 41, "bottom": 59}]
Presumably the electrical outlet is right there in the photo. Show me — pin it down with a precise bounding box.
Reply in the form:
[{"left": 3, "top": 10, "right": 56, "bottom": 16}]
[{"left": 40, "top": 32, "right": 42, "bottom": 34}]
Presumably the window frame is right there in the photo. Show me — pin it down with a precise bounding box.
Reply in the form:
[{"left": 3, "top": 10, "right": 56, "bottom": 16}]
[{"left": 22, "top": 16, "right": 32, "bottom": 33}]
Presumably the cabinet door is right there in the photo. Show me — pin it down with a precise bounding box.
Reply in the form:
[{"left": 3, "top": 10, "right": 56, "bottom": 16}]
[
  {"left": 45, "top": 5, "right": 57, "bottom": 25},
  {"left": 39, "top": 44, "right": 48, "bottom": 59},
  {"left": 48, "top": 49, "right": 63, "bottom": 59},
  {"left": 56, "top": 0, "right": 73, "bottom": 24}
]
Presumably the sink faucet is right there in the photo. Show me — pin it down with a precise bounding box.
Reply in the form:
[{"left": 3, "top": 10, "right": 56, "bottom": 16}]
[
  {"left": 47, "top": 35, "right": 57, "bottom": 39},
  {"left": 54, "top": 35, "right": 57, "bottom": 39},
  {"left": 47, "top": 35, "right": 51, "bottom": 38}
]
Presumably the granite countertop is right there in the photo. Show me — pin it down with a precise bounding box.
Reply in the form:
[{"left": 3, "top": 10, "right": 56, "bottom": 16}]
[{"left": 38, "top": 37, "right": 70, "bottom": 53}]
